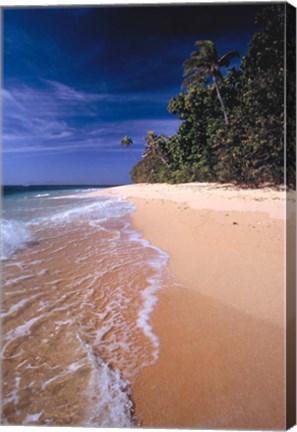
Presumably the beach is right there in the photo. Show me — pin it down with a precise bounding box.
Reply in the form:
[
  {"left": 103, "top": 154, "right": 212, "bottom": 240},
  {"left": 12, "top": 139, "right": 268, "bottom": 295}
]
[
  {"left": 1, "top": 183, "right": 289, "bottom": 428},
  {"left": 88, "top": 182, "right": 288, "bottom": 429},
  {"left": 2, "top": 0, "right": 294, "bottom": 427},
  {"left": 2, "top": 187, "right": 168, "bottom": 426}
]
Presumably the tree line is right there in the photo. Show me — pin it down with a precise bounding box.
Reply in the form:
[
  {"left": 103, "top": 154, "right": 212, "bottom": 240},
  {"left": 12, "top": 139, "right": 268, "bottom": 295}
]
[{"left": 121, "top": 5, "right": 295, "bottom": 188}]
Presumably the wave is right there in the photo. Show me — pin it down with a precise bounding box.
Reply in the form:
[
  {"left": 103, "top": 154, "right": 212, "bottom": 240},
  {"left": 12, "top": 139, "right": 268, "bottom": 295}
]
[
  {"left": 33, "top": 195, "right": 135, "bottom": 226},
  {"left": 1, "top": 192, "right": 176, "bottom": 426},
  {"left": 1, "top": 195, "right": 133, "bottom": 260},
  {"left": 128, "top": 228, "right": 170, "bottom": 366},
  {"left": 48, "top": 188, "right": 104, "bottom": 199},
  {"left": 80, "top": 337, "right": 135, "bottom": 427},
  {"left": 1, "top": 220, "right": 33, "bottom": 260}
]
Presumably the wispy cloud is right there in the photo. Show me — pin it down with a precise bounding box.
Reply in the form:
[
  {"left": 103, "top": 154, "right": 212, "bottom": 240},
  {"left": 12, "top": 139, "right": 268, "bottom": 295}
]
[
  {"left": 4, "top": 23, "right": 62, "bottom": 79},
  {"left": 2, "top": 81, "right": 179, "bottom": 155},
  {"left": 44, "top": 80, "right": 107, "bottom": 102}
]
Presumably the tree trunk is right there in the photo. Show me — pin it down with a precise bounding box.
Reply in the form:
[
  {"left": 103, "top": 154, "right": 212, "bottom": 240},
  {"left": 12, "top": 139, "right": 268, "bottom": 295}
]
[
  {"left": 158, "top": 154, "right": 170, "bottom": 167},
  {"left": 213, "top": 75, "right": 229, "bottom": 125},
  {"left": 150, "top": 142, "right": 170, "bottom": 167},
  {"left": 128, "top": 147, "right": 139, "bottom": 160},
  {"left": 155, "top": 145, "right": 170, "bottom": 167}
]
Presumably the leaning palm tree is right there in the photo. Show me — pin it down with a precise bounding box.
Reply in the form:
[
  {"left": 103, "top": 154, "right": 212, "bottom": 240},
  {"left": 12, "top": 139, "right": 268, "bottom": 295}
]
[
  {"left": 183, "top": 40, "right": 239, "bottom": 125},
  {"left": 143, "top": 131, "right": 169, "bottom": 167},
  {"left": 120, "top": 135, "right": 138, "bottom": 160}
]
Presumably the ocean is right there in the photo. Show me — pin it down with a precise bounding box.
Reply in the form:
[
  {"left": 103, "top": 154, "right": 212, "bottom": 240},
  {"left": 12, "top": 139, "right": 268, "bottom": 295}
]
[{"left": 1, "top": 186, "right": 172, "bottom": 426}]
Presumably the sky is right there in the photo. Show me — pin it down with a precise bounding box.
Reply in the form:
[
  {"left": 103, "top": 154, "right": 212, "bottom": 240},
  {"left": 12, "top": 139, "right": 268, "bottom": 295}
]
[{"left": 2, "top": 2, "right": 264, "bottom": 185}]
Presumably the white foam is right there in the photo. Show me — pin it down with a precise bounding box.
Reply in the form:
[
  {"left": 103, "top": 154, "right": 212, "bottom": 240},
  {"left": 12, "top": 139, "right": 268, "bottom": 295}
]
[
  {"left": 1, "top": 219, "right": 33, "bottom": 260},
  {"left": 4, "top": 273, "right": 35, "bottom": 286},
  {"left": 27, "top": 259, "right": 43, "bottom": 265},
  {"left": 78, "top": 336, "right": 135, "bottom": 427},
  {"left": 23, "top": 411, "right": 43, "bottom": 424},
  {"left": 28, "top": 195, "right": 134, "bottom": 228},
  {"left": 72, "top": 218, "right": 172, "bottom": 382},
  {"left": 41, "top": 361, "right": 84, "bottom": 390},
  {"left": 1, "top": 195, "right": 133, "bottom": 261},
  {"left": 87, "top": 362, "right": 134, "bottom": 427},
  {"left": 37, "top": 269, "right": 48, "bottom": 277},
  {"left": 1, "top": 315, "right": 43, "bottom": 360},
  {"left": 0, "top": 293, "right": 41, "bottom": 318},
  {"left": 126, "top": 228, "right": 170, "bottom": 365},
  {"left": 1, "top": 193, "right": 174, "bottom": 426},
  {"left": 2, "top": 375, "right": 21, "bottom": 407}
]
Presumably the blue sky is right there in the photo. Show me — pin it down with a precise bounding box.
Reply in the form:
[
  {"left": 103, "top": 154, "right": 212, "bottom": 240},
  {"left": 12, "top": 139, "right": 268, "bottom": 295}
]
[{"left": 2, "top": 4, "right": 263, "bottom": 185}]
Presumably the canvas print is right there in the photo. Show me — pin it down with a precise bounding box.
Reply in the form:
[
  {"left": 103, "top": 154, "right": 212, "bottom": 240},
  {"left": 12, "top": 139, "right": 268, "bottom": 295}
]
[{"left": 1, "top": 1, "right": 296, "bottom": 429}]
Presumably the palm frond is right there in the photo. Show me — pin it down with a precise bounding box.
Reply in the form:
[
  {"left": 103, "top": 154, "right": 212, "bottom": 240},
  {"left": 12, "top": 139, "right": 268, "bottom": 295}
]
[
  {"left": 120, "top": 136, "right": 133, "bottom": 147},
  {"left": 218, "top": 51, "right": 240, "bottom": 67},
  {"left": 182, "top": 55, "right": 205, "bottom": 69},
  {"left": 194, "top": 40, "right": 213, "bottom": 49},
  {"left": 182, "top": 74, "right": 205, "bottom": 89},
  {"left": 183, "top": 65, "right": 208, "bottom": 78},
  {"left": 194, "top": 40, "right": 218, "bottom": 61}
]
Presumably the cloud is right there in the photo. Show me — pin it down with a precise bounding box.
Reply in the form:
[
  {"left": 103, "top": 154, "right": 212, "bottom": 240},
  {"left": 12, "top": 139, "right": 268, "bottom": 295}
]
[
  {"left": 4, "top": 23, "right": 62, "bottom": 79},
  {"left": 2, "top": 81, "right": 179, "bottom": 156},
  {"left": 44, "top": 80, "right": 106, "bottom": 102}
]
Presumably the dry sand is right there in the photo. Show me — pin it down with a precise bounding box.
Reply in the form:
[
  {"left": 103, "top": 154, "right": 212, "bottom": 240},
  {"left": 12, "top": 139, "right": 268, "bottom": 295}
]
[{"left": 88, "top": 183, "right": 289, "bottom": 429}]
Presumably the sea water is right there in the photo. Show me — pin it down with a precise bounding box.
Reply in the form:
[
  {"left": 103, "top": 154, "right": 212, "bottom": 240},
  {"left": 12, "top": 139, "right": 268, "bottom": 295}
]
[{"left": 1, "top": 186, "right": 172, "bottom": 426}]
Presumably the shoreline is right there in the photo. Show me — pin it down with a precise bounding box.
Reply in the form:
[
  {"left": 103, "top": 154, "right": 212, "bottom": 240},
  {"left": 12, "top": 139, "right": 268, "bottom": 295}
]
[{"left": 88, "top": 183, "right": 286, "bottom": 429}]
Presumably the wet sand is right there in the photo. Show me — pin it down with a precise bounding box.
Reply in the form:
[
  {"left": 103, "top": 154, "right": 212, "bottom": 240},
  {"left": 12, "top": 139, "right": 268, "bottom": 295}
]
[
  {"left": 89, "top": 183, "right": 287, "bottom": 429},
  {"left": 2, "top": 212, "right": 168, "bottom": 427}
]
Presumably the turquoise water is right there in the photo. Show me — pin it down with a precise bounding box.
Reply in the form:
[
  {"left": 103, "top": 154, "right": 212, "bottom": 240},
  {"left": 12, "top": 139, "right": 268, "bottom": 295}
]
[
  {"left": 2, "top": 186, "right": 110, "bottom": 259},
  {"left": 1, "top": 185, "right": 174, "bottom": 426}
]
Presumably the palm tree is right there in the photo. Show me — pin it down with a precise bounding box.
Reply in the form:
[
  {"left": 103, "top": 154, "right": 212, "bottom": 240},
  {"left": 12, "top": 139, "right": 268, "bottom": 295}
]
[
  {"left": 120, "top": 135, "right": 138, "bottom": 160},
  {"left": 183, "top": 40, "right": 239, "bottom": 125},
  {"left": 143, "top": 131, "right": 169, "bottom": 167}
]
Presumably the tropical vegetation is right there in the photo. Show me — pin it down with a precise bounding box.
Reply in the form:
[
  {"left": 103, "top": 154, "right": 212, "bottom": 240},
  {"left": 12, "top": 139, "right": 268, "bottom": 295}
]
[{"left": 125, "top": 5, "right": 295, "bottom": 188}]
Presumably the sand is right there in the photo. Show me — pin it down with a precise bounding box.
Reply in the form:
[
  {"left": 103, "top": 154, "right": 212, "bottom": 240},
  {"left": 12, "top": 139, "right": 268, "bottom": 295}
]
[{"left": 88, "top": 183, "right": 290, "bottom": 429}]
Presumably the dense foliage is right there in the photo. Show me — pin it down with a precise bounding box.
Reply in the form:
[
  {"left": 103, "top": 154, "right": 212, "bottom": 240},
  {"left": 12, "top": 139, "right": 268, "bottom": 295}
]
[{"left": 130, "top": 5, "right": 294, "bottom": 187}]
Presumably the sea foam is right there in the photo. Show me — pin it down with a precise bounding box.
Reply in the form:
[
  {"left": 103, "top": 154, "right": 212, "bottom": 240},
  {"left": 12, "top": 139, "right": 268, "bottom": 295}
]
[
  {"left": 81, "top": 338, "right": 135, "bottom": 427},
  {"left": 1, "top": 219, "right": 32, "bottom": 260},
  {"left": 2, "top": 190, "right": 174, "bottom": 426},
  {"left": 1, "top": 195, "right": 133, "bottom": 260},
  {"left": 33, "top": 195, "right": 134, "bottom": 226}
]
